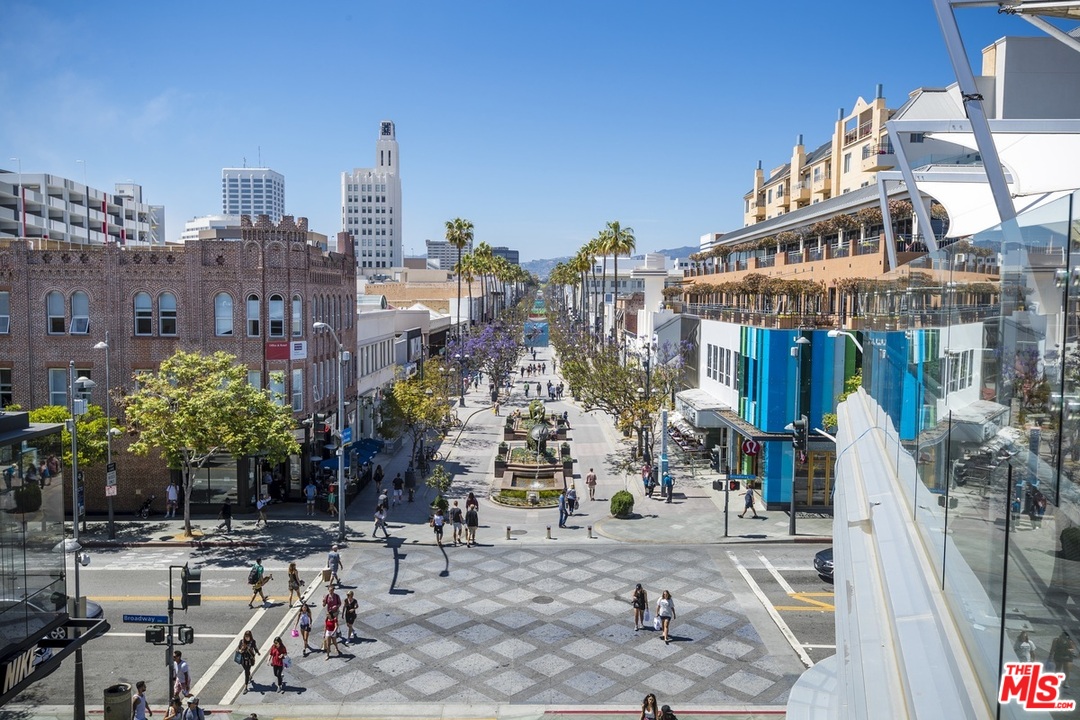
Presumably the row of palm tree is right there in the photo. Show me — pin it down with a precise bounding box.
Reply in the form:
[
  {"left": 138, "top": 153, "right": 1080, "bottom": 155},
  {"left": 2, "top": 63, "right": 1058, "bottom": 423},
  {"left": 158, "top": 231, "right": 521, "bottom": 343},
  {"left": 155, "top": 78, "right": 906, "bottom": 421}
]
[
  {"left": 548, "top": 221, "right": 637, "bottom": 341},
  {"left": 445, "top": 217, "right": 531, "bottom": 329}
]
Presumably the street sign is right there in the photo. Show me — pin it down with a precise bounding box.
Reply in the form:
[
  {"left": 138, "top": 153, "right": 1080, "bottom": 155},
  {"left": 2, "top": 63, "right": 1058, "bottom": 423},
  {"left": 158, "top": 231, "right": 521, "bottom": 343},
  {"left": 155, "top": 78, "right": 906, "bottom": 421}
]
[
  {"left": 341, "top": 427, "right": 352, "bottom": 444},
  {"left": 729, "top": 474, "right": 757, "bottom": 480},
  {"left": 106, "top": 462, "right": 117, "bottom": 487},
  {"left": 104, "top": 485, "right": 117, "bottom": 497},
  {"left": 123, "top": 614, "right": 168, "bottom": 624}
]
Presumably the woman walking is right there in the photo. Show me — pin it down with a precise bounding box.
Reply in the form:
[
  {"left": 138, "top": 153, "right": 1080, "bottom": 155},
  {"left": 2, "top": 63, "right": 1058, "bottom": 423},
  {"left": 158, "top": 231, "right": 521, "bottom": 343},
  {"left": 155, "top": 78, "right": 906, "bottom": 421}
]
[
  {"left": 641, "top": 693, "right": 660, "bottom": 720},
  {"left": 236, "top": 630, "right": 260, "bottom": 693},
  {"left": 268, "top": 637, "right": 288, "bottom": 693},
  {"left": 1015, "top": 631, "right": 1037, "bottom": 662},
  {"left": 343, "top": 590, "right": 359, "bottom": 641},
  {"left": 323, "top": 612, "right": 343, "bottom": 659},
  {"left": 656, "top": 590, "right": 676, "bottom": 643},
  {"left": 631, "top": 584, "right": 648, "bottom": 631},
  {"left": 431, "top": 508, "right": 445, "bottom": 546},
  {"left": 293, "top": 603, "right": 313, "bottom": 656},
  {"left": 286, "top": 562, "right": 303, "bottom": 607}
]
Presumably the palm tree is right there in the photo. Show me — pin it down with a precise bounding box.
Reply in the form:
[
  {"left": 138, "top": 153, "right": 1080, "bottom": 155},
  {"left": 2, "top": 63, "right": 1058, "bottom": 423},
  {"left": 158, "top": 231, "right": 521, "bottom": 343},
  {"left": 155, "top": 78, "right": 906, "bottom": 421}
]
[
  {"left": 473, "top": 242, "right": 495, "bottom": 322},
  {"left": 445, "top": 218, "right": 474, "bottom": 335},
  {"left": 598, "top": 220, "right": 636, "bottom": 344},
  {"left": 455, "top": 252, "right": 478, "bottom": 327}
]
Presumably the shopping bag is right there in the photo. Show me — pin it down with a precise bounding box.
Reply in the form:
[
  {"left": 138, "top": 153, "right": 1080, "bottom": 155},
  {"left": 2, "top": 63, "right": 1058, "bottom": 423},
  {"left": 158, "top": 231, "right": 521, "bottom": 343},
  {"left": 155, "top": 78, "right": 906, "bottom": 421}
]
[
  {"left": 321, "top": 568, "right": 332, "bottom": 583},
  {"left": 653, "top": 615, "right": 662, "bottom": 631},
  {"left": 291, "top": 629, "right": 299, "bottom": 638},
  {"left": 643, "top": 610, "right": 651, "bottom": 624}
]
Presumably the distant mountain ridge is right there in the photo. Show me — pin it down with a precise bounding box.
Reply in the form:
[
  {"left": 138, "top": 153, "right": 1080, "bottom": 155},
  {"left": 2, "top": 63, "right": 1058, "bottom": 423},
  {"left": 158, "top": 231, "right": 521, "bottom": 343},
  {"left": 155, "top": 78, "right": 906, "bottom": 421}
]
[{"left": 522, "top": 244, "right": 698, "bottom": 280}]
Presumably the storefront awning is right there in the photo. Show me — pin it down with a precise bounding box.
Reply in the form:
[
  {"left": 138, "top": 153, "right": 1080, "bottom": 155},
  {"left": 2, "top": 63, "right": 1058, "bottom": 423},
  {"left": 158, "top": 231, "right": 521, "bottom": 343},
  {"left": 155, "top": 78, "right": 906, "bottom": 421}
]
[
  {"left": 715, "top": 409, "right": 791, "bottom": 443},
  {"left": 675, "top": 389, "right": 727, "bottom": 428}
]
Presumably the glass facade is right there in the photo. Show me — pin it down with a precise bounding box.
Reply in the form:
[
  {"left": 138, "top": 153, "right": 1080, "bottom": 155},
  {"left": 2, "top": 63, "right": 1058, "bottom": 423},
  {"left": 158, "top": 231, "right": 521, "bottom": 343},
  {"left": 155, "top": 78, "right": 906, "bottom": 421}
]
[
  {"left": 854, "top": 191, "right": 1079, "bottom": 710},
  {"left": 0, "top": 419, "right": 66, "bottom": 651}
]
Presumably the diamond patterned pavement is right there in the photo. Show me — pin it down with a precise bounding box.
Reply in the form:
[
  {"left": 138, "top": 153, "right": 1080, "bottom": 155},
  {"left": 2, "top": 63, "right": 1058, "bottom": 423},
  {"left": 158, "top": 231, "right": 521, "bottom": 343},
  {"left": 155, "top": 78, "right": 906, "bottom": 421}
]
[{"left": 249, "top": 544, "right": 804, "bottom": 706}]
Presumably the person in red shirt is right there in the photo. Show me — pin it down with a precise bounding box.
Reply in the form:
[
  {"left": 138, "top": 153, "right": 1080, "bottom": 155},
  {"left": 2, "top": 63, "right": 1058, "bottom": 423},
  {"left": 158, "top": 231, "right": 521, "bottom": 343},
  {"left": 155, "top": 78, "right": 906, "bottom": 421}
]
[
  {"left": 268, "top": 637, "right": 288, "bottom": 694},
  {"left": 323, "top": 612, "right": 342, "bottom": 660}
]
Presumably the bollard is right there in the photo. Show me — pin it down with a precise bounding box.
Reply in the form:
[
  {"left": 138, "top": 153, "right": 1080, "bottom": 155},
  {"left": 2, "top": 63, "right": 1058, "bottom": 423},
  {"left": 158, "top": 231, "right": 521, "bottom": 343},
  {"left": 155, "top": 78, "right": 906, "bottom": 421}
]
[
  {"left": 506, "top": 525, "right": 511, "bottom": 540},
  {"left": 587, "top": 525, "right": 593, "bottom": 539},
  {"left": 546, "top": 525, "right": 552, "bottom": 539}
]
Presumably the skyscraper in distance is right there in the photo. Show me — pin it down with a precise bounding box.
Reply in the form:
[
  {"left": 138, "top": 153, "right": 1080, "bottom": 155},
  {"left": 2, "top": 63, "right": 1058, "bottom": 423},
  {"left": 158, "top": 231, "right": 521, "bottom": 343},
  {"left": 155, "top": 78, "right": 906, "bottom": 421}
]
[
  {"left": 222, "top": 167, "right": 285, "bottom": 221},
  {"left": 342, "top": 120, "right": 402, "bottom": 270}
]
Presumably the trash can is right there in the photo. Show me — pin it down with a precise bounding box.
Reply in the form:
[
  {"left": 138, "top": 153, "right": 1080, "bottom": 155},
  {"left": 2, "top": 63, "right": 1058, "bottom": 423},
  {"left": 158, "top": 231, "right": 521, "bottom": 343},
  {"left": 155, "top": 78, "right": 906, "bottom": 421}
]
[{"left": 103, "top": 683, "right": 132, "bottom": 720}]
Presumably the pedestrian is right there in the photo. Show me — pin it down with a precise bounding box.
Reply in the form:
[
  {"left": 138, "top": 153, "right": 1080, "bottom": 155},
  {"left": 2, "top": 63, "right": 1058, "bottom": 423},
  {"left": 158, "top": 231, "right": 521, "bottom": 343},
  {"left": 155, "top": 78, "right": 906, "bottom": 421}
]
[
  {"left": 216, "top": 500, "right": 232, "bottom": 533},
  {"left": 322, "top": 584, "right": 341, "bottom": 616},
  {"left": 1033, "top": 487, "right": 1047, "bottom": 530},
  {"left": 632, "top": 583, "right": 648, "bottom": 631},
  {"left": 164, "top": 481, "right": 179, "bottom": 519},
  {"left": 525, "top": 383, "right": 530, "bottom": 398},
  {"left": 172, "top": 650, "right": 192, "bottom": 699},
  {"left": 323, "top": 613, "right": 342, "bottom": 659},
  {"left": 494, "top": 400, "right": 500, "bottom": 416},
  {"left": 247, "top": 559, "right": 268, "bottom": 608},
  {"left": 566, "top": 485, "right": 578, "bottom": 516},
  {"left": 1052, "top": 631, "right": 1076, "bottom": 688},
  {"left": 659, "top": 704, "right": 679, "bottom": 720},
  {"left": 536, "top": 381, "right": 542, "bottom": 396},
  {"left": 662, "top": 472, "right": 673, "bottom": 503},
  {"left": 642, "top": 464, "right": 653, "bottom": 497},
  {"left": 327, "top": 544, "right": 342, "bottom": 585},
  {"left": 431, "top": 508, "right": 445, "bottom": 546},
  {"left": 520, "top": 366, "right": 525, "bottom": 378},
  {"left": 326, "top": 487, "right": 338, "bottom": 517},
  {"left": 293, "top": 602, "right": 313, "bottom": 656},
  {"left": 1015, "top": 631, "right": 1037, "bottom": 663},
  {"left": 343, "top": 590, "right": 359, "bottom": 641},
  {"left": 557, "top": 491, "right": 568, "bottom": 528},
  {"left": 392, "top": 473, "right": 403, "bottom": 506},
  {"left": 552, "top": 360, "right": 557, "bottom": 374},
  {"left": 450, "top": 500, "right": 464, "bottom": 545},
  {"left": 378, "top": 488, "right": 389, "bottom": 512},
  {"left": 132, "top": 681, "right": 152, "bottom": 720},
  {"left": 641, "top": 693, "right": 659, "bottom": 720},
  {"left": 2, "top": 464, "right": 15, "bottom": 492},
  {"left": 180, "top": 697, "right": 204, "bottom": 720},
  {"left": 656, "top": 590, "right": 676, "bottom": 643},
  {"left": 373, "top": 504, "right": 391, "bottom": 538},
  {"left": 465, "top": 504, "right": 479, "bottom": 547},
  {"left": 286, "top": 562, "right": 304, "bottom": 607},
  {"left": 163, "top": 698, "right": 182, "bottom": 720},
  {"left": 236, "top": 630, "right": 260, "bottom": 693},
  {"left": 586, "top": 468, "right": 598, "bottom": 500},
  {"left": 466, "top": 492, "right": 479, "bottom": 512},
  {"left": 738, "top": 486, "right": 758, "bottom": 519},
  {"left": 254, "top": 494, "right": 269, "bottom": 527},
  {"left": 304, "top": 480, "right": 317, "bottom": 516},
  {"left": 268, "top": 636, "right": 288, "bottom": 692},
  {"left": 374, "top": 464, "right": 384, "bottom": 494}
]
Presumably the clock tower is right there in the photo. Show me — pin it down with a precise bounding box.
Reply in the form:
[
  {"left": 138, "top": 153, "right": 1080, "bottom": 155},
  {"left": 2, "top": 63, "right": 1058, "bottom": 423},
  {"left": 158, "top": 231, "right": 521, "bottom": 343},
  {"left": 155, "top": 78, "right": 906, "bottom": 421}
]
[{"left": 377, "top": 120, "right": 398, "bottom": 173}]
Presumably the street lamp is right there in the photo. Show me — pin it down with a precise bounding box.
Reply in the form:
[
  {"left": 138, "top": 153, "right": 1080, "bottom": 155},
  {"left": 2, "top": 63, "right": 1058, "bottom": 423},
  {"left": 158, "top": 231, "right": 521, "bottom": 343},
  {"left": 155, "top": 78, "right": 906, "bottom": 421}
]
[
  {"left": 313, "top": 322, "right": 349, "bottom": 542},
  {"left": 454, "top": 353, "right": 469, "bottom": 407},
  {"left": 790, "top": 336, "right": 810, "bottom": 535},
  {"left": 827, "top": 329, "right": 864, "bottom": 353},
  {"left": 68, "top": 363, "right": 95, "bottom": 720},
  {"left": 92, "top": 333, "right": 117, "bottom": 540}
]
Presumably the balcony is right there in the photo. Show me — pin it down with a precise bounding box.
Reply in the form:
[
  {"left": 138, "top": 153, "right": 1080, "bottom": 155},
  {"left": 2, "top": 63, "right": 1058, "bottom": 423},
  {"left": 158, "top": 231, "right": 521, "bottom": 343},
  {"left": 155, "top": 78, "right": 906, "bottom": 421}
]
[
  {"left": 787, "top": 250, "right": 804, "bottom": 265},
  {"left": 792, "top": 180, "right": 810, "bottom": 202},
  {"left": 751, "top": 197, "right": 766, "bottom": 220},
  {"left": 806, "top": 246, "right": 823, "bottom": 262},
  {"left": 862, "top": 141, "right": 895, "bottom": 172},
  {"left": 843, "top": 120, "right": 874, "bottom": 146},
  {"left": 830, "top": 244, "right": 849, "bottom": 259},
  {"left": 811, "top": 172, "right": 831, "bottom": 194}
]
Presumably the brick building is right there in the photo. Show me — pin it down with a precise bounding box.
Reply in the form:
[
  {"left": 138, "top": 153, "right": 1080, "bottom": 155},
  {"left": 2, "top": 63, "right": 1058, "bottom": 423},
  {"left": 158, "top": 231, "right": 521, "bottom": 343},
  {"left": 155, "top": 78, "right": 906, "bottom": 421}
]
[{"left": 0, "top": 214, "right": 357, "bottom": 513}]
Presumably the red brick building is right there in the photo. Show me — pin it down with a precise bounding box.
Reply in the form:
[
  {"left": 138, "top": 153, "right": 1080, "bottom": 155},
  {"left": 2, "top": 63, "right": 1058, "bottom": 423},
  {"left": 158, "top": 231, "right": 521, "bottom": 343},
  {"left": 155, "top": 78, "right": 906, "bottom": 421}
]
[{"left": 0, "top": 215, "right": 357, "bottom": 513}]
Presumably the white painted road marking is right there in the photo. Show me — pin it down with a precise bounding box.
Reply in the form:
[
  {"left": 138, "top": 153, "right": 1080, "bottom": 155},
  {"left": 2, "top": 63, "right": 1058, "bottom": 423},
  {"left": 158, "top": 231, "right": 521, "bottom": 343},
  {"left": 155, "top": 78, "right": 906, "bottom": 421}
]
[{"left": 727, "top": 550, "right": 814, "bottom": 669}]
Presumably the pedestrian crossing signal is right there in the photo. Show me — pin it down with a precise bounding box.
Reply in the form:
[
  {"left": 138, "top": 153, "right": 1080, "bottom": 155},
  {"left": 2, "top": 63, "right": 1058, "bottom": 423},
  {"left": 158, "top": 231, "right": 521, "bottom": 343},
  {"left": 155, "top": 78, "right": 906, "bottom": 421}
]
[
  {"left": 145, "top": 626, "right": 166, "bottom": 644},
  {"left": 180, "top": 565, "right": 201, "bottom": 609}
]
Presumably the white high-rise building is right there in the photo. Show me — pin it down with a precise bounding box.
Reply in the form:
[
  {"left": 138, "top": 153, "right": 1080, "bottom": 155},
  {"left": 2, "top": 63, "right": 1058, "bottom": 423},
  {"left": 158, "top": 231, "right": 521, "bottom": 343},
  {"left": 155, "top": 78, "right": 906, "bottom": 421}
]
[
  {"left": 180, "top": 214, "right": 240, "bottom": 243},
  {"left": 341, "top": 120, "right": 402, "bottom": 270},
  {"left": 221, "top": 167, "right": 284, "bottom": 221}
]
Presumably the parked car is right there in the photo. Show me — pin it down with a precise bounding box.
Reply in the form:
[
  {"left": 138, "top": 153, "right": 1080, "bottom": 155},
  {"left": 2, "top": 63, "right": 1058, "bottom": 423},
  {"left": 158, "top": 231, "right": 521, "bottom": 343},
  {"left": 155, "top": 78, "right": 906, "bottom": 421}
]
[
  {"left": 0, "top": 595, "right": 104, "bottom": 639},
  {"left": 814, "top": 547, "right": 834, "bottom": 582}
]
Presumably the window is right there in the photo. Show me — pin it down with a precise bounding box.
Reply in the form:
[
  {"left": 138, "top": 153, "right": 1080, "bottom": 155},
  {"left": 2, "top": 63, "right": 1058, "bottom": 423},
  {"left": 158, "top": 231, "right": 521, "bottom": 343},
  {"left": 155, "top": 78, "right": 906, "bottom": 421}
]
[
  {"left": 68, "top": 292, "right": 90, "bottom": 334},
  {"left": 910, "top": 133, "right": 925, "bottom": 143},
  {"left": 48, "top": 368, "right": 89, "bottom": 406},
  {"left": 291, "top": 368, "right": 303, "bottom": 412},
  {"left": 843, "top": 152, "right": 852, "bottom": 174},
  {"left": 0, "top": 291, "right": 10, "bottom": 334},
  {"left": 159, "top": 293, "right": 177, "bottom": 335},
  {"left": 246, "top": 294, "right": 260, "bottom": 336},
  {"left": 47, "top": 291, "right": 65, "bottom": 334},
  {"left": 268, "top": 294, "right": 285, "bottom": 337},
  {"left": 134, "top": 292, "right": 153, "bottom": 335},
  {"left": 292, "top": 295, "right": 303, "bottom": 337},
  {"left": 0, "top": 368, "right": 10, "bottom": 407},
  {"left": 268, "top": 374, "right": 285, "bottom": 406},
  {"left": 247, "top": 371, "right": 262, "bottom": 388},
  {"left": 214, "top": 293, "right": 234, "bottom": 336}
]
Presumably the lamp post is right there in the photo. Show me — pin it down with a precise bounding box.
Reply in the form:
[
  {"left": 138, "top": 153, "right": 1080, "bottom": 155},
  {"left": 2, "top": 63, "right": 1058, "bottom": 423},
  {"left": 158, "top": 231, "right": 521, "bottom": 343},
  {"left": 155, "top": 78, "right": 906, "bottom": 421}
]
[
  {"left": 313, "top": 322, "right": 349, "bottom": 542},
  {"left": 454, "top": 353, "right": 469, "bottom": 407},
  {"left": 92, "top": 333, "right": 116, "bottom": 539},
  {"left": 827, "top": 328, "right": 864, "bottom": 354},
  {"left": 68, "top": 363, "right": 95, "bottom": 720},
  {"left": 790, "top": 336, "right": 810, "bottom": 536}
]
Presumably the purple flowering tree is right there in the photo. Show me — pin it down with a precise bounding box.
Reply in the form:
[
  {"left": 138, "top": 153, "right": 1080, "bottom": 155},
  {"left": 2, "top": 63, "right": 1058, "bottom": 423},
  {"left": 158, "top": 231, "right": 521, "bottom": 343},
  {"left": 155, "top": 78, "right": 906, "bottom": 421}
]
[{"left": 446, "top": 322, "right": 523, "bottom": 391}]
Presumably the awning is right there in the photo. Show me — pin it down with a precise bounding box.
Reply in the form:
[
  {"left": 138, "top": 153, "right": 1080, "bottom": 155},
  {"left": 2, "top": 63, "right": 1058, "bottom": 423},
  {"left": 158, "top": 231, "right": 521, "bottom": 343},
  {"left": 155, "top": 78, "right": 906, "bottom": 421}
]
[
  {"left": 715, "top": 409, "right": 791, "bottom": 443},
  {"left": 675, "top": 389, "right": 727, "bottom": 428}
]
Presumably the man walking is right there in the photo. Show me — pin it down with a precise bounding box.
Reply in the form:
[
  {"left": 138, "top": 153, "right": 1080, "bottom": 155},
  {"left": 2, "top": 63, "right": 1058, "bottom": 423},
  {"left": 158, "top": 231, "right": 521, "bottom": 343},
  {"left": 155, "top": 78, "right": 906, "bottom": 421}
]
[
  {"left": 557, "top": 491, "right": 568, "bottom": 528},
  {"left": 738, "top": 486, "right": 758, "bottom": 519},
  {"left": 304, "top": 480, "right": 317, "bottom": 517},
  {"left": 449, "top": 501, "right": 464, "bottom": 545},
  {"left": 662, "top": 471, "right": 674, "bottom": 503},
  {"left": 254, "top": 495, "right": 269, "bottom": 528},
  {"left": 172, "top": 650, "right": 192, "bottom": 699},
  {"left": 164, "top": 481, "right": 179, "bottom": 519},
  {"left": 247, "top": 559, "right": 268, "bottom": 608},
  {"left": 216, "top": 500, "right": 232, "bottom": 534},
  {"left": 465, "top": 504, "right": 479, "bottom": 547},
  {"left": 585, "top": 468, "right": 597, "bottom": 500},
  {"left": 132, "top": 680, "right": 152, "bottom": 720},
  {"left": 326, "top": 544, "right": 341, "bottom": 586},
  {"left": 392, "top": 473, "right": 403, "bottom": 507}
]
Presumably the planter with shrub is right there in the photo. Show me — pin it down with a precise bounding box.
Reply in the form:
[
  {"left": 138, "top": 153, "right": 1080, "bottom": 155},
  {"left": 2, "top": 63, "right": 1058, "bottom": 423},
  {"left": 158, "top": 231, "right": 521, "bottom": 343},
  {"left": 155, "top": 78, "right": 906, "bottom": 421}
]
[
  {"left": 610, "top": 489, "right": 635, "bottom": 518},
  {"left": 13, "top": 483, "right": 42, "bottom": 514}
]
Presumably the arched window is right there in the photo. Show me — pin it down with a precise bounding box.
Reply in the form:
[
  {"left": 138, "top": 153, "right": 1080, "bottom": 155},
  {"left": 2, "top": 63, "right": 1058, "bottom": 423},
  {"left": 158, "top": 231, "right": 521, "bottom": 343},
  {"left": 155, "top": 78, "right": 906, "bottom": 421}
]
[
  {"left": 47, "top": 291, "right": 65, "bottom": 333},
  {"left": 246, "top": 294, "right": 261, "bottom": 337},
  {"left": 159, "top": 292, "right": 177, "bottom": 335},
  {"left": 268, "top": 294, "right": 285, "bottom": 337},
  {"left": 134, "top": 292, "right": 153, "bottom": 335},
  {"left": 70, "top": 291, "right": 90, "bottom": 334},
  {"left": 214, "top": 293, "right": 233, "bottom": 336},
  {"left": 291, "top": 295, "right": 303, "bottom": 337}
]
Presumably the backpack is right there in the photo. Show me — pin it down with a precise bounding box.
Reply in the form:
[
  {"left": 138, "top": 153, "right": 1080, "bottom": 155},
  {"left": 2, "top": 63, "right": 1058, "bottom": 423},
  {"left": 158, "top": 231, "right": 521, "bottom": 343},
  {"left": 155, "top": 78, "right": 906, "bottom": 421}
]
[{"left": 247, "top": 566, "right": 259, "bottom": 585}]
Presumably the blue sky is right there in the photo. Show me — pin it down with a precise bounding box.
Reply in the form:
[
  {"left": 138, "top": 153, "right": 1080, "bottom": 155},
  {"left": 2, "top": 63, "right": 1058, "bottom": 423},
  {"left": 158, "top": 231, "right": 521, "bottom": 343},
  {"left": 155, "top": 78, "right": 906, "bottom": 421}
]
[{"left": 0, "top": 1, "right": 1040, "bottom": 262}]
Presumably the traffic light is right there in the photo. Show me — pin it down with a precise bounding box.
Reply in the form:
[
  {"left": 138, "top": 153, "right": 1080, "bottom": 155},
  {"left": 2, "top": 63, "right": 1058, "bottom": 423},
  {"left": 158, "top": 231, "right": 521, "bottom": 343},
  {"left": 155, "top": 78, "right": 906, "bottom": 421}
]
[
  {"left": 710, "top": 447, "right": 721, "bottom": 472},
  {"left": 180, "top": 564, "right": 201, "bottom": 609},
  {"left": 145, "top": 626, "right": 166, "bottom": 644},
  {"left": 177, "top": 625, "right": 195, "bottom": 644},
  {"left": 791, "top": 415, "right": 809, "bottom": 452},
  {"left": 729, "top": 480, "right": 741, "bottom": 491}
]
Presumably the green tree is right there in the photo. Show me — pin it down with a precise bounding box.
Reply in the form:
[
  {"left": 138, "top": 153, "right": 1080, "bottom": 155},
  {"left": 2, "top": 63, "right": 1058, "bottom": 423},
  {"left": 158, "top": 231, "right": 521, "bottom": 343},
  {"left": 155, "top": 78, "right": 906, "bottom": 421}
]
[
  {"left": 121, "top": 350, "right": 300, "bottom": 536},
  {"left": 377, "top": 360, "right": 454, "bottom": 466},
  {"left": 445, "top": 218, "right": 474, "bottom": 333},
  {"left": 27, "top": 404, "right": 113, "bottom": 471}
]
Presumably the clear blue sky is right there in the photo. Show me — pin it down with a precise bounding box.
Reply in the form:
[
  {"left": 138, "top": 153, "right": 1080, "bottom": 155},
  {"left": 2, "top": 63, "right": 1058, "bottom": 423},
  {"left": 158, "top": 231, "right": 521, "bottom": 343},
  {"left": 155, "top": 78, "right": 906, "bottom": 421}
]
[{"left": 0, "top": 1, "right": 1040, "bottom": 262}]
